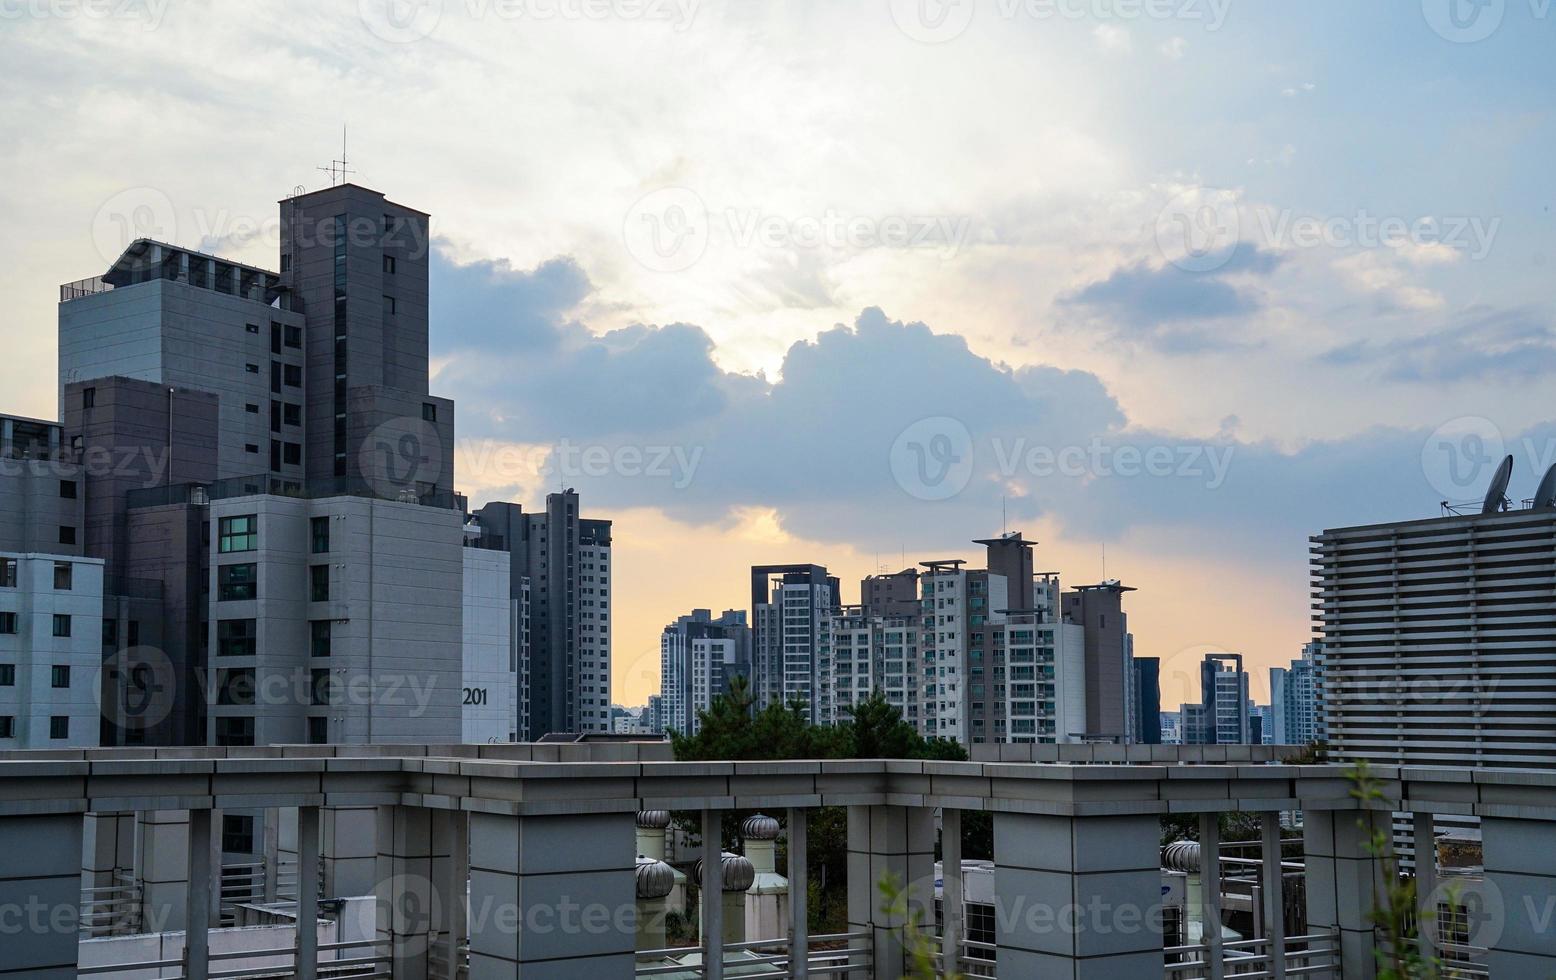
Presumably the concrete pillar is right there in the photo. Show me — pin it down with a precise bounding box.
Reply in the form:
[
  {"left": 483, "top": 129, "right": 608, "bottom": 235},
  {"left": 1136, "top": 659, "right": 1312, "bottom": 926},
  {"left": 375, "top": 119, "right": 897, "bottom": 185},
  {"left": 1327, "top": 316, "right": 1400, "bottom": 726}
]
[
  {"left": 847, "top": 805, "right": 935, "bottom": 980},
  {"left": 701, "top": 809, "right": 724, "bottom": 980},
  {"left": 993, "top": 812, "right": 1164, "bottom": 979},
  {"left": 431, "top": 809, "right": 468, "bottom": 980},
  {"left": 375, "top": 805, "right": 443, "bottom": 980},
  {"left": 296, "top": 806, "right": 321, "bottom": 980},
  {"left": 138, "top": 809, "right": 190, "bottom": 934},
  {"left": 1411, "top": 811, "right": 1437, "bottom": 963},
  {"left": 1303, "top": 809, "right": 1386, "bottom": 980},
  {"left": 324, "top": 804, "right": 379, "bottom": 898},
  {"left": 0, "top": 812, "right": 84, "bottom": 978},
  {"left": 186, "top": 808, "right": 212, "bottom": 980},
  {"left": 1260, "top": 813, "right": 1286, "bottom": 980},
  {"left": 81, "top": 811, "right": 135, "bottom": 935},
  {"left": 942, "top": 808, "right": 964, "bottom": 977},
  {"left": 466, "top": 810, "right": 636, "bottom": 978},
  {"left": 262, "top": 806, "right": 281, "bottom": 904},
  {"left": 1483, "top": 816, "right": 1556, "bottom": 977},
  {"left": 1200, "top": 812, "right": 1224, "bottom": 980},
  {"left": 787, "top": 808, "right": 809, "bottom": 979}
]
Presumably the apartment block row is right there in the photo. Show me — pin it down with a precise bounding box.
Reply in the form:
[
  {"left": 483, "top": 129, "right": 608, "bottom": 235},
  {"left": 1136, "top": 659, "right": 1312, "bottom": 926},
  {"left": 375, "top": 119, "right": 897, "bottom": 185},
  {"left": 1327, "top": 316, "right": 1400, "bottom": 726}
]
[
  {"left": 657, "top": 532, "right": 1164, "bottom": 745},
  {"left": 1, "top": 181, "right": 612, "bottom": 752}
]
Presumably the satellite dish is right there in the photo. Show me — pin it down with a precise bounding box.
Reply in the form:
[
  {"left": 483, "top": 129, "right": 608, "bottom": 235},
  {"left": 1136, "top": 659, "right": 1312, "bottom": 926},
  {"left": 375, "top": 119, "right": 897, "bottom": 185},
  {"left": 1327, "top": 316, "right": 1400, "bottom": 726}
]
[
  {"left": 1533, "top": 463, "right": 1556, "bottom": 510},
  {"left": 1481, "top": 455, "right": 1515, "bottom": 514}
]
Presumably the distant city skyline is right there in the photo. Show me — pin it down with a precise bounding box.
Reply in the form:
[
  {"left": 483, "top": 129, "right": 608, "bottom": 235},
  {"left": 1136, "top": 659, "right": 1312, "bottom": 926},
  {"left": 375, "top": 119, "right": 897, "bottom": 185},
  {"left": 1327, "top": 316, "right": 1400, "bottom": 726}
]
[{"left": 5, "top": 4, "right": 1554, "bottom": 709}]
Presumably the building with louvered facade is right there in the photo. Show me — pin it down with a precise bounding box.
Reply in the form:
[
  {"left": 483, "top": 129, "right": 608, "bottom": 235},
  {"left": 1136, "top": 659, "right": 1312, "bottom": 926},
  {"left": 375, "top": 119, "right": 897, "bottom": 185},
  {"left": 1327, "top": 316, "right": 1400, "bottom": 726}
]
[{"left": 1311, "top": 508, "right": 1556, "bottom": 771}]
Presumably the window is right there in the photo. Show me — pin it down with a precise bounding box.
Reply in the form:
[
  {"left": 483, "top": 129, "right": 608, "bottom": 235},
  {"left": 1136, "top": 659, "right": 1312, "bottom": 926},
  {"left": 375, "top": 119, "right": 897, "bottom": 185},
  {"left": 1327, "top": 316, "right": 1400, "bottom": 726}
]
[
  {"left": 83, "top": 387, "right": 96, "bottom": 409},
  {"left": 218, "top": 516, "right": 257, "bottom": 553},
  {"left": 59, "top": 480, "right": 77, "bottom": 499},
  {"left": 127, "top": 620, "right": 139, "bottom": 646},
  {"left": 214, "top": 716, "right": 254, "bottom": 747},
  {"left": 245, "top": 443, "right": 260, "bottom": 455},
  {"left": 54, "top": 562, "right": 72, "bottom": 590},
  {"left": 310, "top": 620, "right": 331, "bottom": 658},
  {"left": 0, "top": 665, "right": 13, "bottom": 685},
  {"left": 0, "top": 614, "right": 15, "bottom": 636},
  {"left": 383, "top": 255, "right": 396, "bottom": 274},
  {"left": 102, "top": 618, "right": 117, "bottom": 645},
  {"left": 284, "top": 324, "right": 302, "bottom": 348},
  {"left": 270, "top": 323, "right": 282, "bottom": 353},
  {"left": 311, "top": 517, "right": 330, "bottom": 554},
  {"left": 245, "top": 403, "right": 260, "bottom": 415},
  {"left": 270, "top": 440, "right": 281, "bottom": 472},
  {"left": 284, "top": 364, "right": 302, "bottom": 387},
  {"left": 284, "top": 442, "right": 301, "bottom": 466},
  {"left": 245, "top": 363, "right": 260, "bottom": 374},
  {"left": 0, "top": 558, "right": 14, "bottom": 588},
  {"left": 216, "top": 668, "right": 255, "bottom": 706},
  {"left": 271, "top": 402, "right": 282, "bottom": 433},
  {"left": 280, "top": 253, "right": 291, "bottom": 273},
  {"left": 311, "top": 668, "right": 331, "bottom": 705},
  {"left": 222, "top": 814, "right": 256, "bottom": 853},
  {"left": 271, "top": 361, "right": 282, "bottom": 393},
  {"left": 308, "top": 715, "right": 328, "bottom": 745},
  {"left": 50, "top": 716, "right": 68, "bottom": 740},
  {"left": 218, "top": 563, "right": 257, "bottom": 601},
  {"left": 59, "top": 526, "right": 77, "bottom": 546},
  {"left": 383, "top": 295, "right": 397, "bottom": 315},
  {"left": 310, "top": 565, "right": 330, "bottom": 602},
  {"left": 52, "top": 614, "right": 71, "bottom": 638},
  {"left": 51, "top": 665, "right": 69, "bottom": 689},
  {"left": 422, "top": 403, "right": 437, "bottom": 423},
  {"left": 217, "top": 619, "right": 256, "bottom": 657},
  {"left": 246, "top": 322, "right": 260, "bottom": 335},
  {"left": 283, "top": 403, "right": 301, "bottom": 427}
]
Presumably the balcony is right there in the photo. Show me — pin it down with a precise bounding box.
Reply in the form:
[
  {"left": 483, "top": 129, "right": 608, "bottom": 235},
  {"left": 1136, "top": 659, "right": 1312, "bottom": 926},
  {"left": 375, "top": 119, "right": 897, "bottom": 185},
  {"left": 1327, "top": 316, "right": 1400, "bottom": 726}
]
[{"left": 0, "top": 743, "right": 1548, "bottom": 978}]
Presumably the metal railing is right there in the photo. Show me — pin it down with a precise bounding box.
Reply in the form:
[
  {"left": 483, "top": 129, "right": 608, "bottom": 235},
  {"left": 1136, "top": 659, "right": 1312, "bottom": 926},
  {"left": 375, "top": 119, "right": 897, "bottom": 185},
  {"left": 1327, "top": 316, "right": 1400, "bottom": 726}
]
[
  {"left": 80, "top": 874, "right": 142, "bottom": 937},
  {"left": 78, "top": 936, "right": 391, "bottom": 979},
  {"left": 1164, "top": 930, "right": 1341, "bottom": 978},
  {"left": 635, "top": 931, "right": 873, "bottom": 978}
]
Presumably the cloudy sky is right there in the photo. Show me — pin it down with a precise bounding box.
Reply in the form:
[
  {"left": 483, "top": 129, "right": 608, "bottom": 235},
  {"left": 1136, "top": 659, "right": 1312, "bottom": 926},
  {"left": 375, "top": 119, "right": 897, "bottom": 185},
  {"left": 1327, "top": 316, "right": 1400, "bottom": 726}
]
[{"left": 3, "top": 0, "right": 1553, "bottom": 708}]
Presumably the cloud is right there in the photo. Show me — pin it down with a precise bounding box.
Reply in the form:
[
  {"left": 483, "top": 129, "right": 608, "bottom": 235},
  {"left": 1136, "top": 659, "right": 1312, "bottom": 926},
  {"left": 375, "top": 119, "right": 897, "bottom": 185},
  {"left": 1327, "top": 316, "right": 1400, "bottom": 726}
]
[
  {"left": 434, "top": 247, "right": 1554, "bottom": 568},
  {"left": 1159, "top": 37, "right": 1187, "bottom": 60},
  {"left": 1318, "top": 308, "right": 1556, "bottom": 383},
  {"left": 1281, "top": 82, "right": 1316, "bottom": 98},
  {"left": 1056, "top": 243, "right": 1284, "bottom": 352}
]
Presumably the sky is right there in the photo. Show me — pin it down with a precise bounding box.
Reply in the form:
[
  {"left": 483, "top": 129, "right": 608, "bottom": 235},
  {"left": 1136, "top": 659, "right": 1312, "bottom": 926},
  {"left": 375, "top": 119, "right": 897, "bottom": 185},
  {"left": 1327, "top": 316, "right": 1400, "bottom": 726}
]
[{"left": 2, "top": 0, "right": 1553, "bottom": 710}]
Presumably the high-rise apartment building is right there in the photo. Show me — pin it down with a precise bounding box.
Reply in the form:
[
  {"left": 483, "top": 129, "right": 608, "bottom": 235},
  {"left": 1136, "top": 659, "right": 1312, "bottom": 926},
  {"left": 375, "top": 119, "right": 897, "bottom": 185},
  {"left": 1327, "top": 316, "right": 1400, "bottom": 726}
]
[
  {"left": 1313, "top": 506, "right": 1556, "bottom": 771},
  {"left": 1269, "top": 643, "right": 1324, "bottom": 746},
  {"left": 23, "top": 181, "right": 610, "bottom": 756},
  {"left": 1188, "top": 653, "right": 1251, "bottom": 744},
  {"left": 469, "top": 492, "right": 612, "bottom": 738},
  {"left": 1062, "top": 580, "right": 1137, "bottom": 741},
  {"left": 659, "top": 608, "right": 749, "bottom": 735},
  {"left": 1130, "top": 656, "right": 1162, "bottom": 744},
  {"left": 831, "top": 604, "right": 919, "bottom": 725},
  {"left": 751, "top": 564, "right": 837, "bottom": 723}
]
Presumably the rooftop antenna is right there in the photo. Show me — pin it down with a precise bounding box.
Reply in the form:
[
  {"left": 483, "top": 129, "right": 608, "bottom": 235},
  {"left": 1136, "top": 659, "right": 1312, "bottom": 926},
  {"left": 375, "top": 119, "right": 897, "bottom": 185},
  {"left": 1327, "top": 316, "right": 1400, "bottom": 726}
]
[
  {"left": 1480, "top": 455, "right": 1515, "bottom": 515},
  {"left": 317, "top": 124, "right": 356, "bottom": 187},
  {"left": 1002, "top": 495, "right": 1007, "bottom": 536}
]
